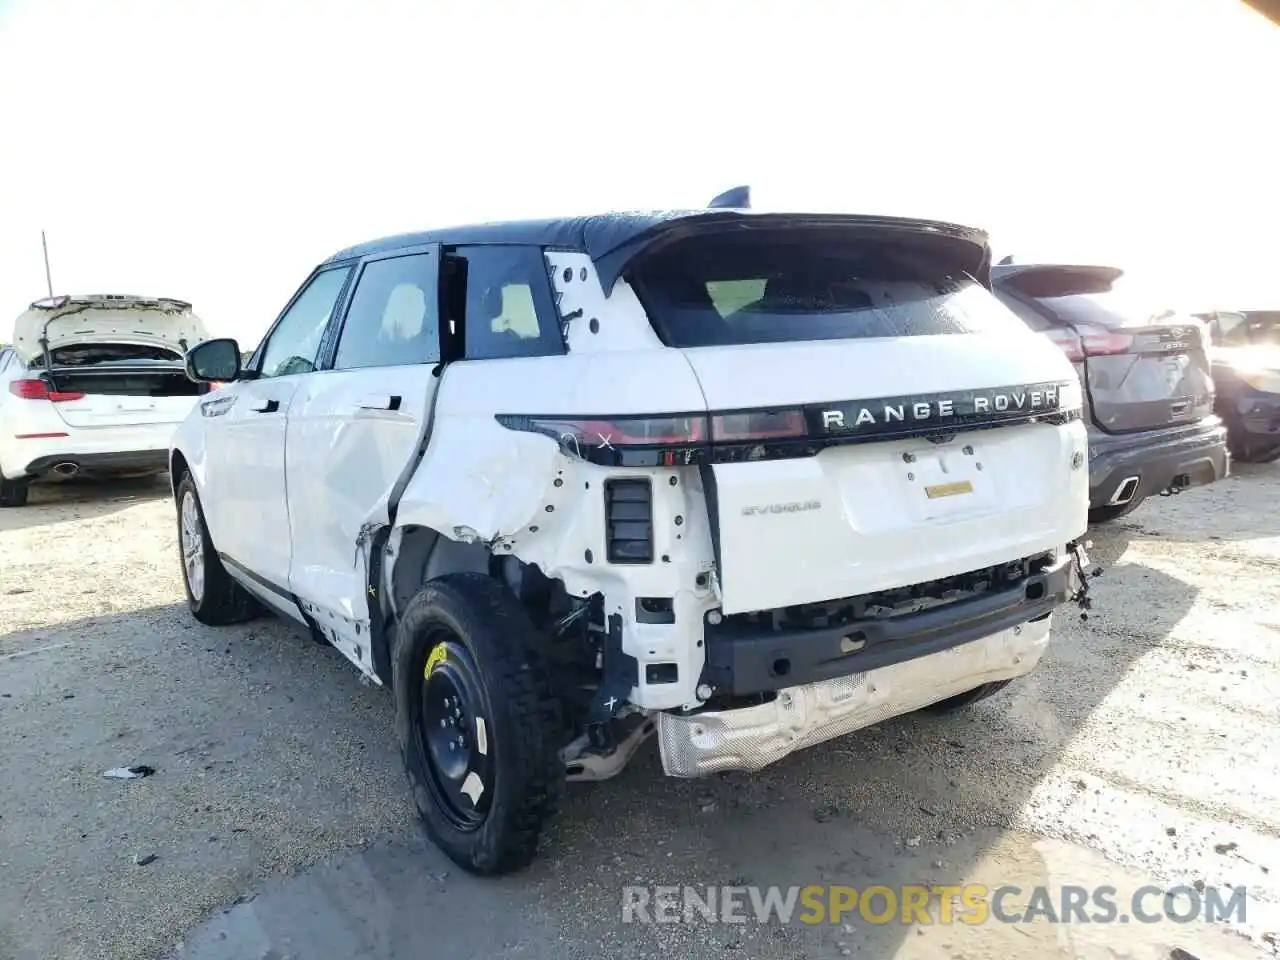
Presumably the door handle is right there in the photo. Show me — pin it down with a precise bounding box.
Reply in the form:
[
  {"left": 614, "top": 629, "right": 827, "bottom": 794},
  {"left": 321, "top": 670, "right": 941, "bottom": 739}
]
[
  {"left": 251, "top": 399, "right": 280, "bottom": 414},
  {"left": 356, "top": 394, "right": 402, "bottom": 412}
]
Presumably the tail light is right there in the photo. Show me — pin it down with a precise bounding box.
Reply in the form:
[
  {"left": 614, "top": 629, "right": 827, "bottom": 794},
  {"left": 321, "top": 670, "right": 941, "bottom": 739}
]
[
  {"left": 496, "top": 414, "right": 709, "bottom": 467},
  {"left": 9, "top": 379, "right": 85, "bottom": 402},
  {"left": 496, "top": 411, "right": 809, "bottom": 467},
  {"left": 1042, "top": 328, "right": 1084, "bottom": 362},
  {"left": 1079, "top": 326, "right": 1134, "bottom": 356},
  {"left": 710, "top": 409, "right": 806, "bottom": 442},
  {"left": 496, "top": 384, "right": 1077, "bottom": 467},
  {"left": 1043, "top": 326, "right": 1133, "bottom": 360}
]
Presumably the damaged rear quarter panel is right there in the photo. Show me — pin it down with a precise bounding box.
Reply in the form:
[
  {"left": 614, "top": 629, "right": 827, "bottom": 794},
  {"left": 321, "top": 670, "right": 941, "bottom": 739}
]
[{"left": 389, "top": 342, "right": 720, "bottom": 709}]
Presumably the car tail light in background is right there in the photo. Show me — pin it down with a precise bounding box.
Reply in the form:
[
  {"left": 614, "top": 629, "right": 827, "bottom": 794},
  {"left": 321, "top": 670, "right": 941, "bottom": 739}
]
[
  {"left": 1042, "top": 325, "right": 1133, "bottom": 360},
  {"left": 1042, "top": 328, "right": 1084, "bottom": 361},
  {"left": 1078, "top": 326, "right": 1135, "bottom": 357},
  {"left": 8, "top": 379, "right": 85, "bottom": 402}
]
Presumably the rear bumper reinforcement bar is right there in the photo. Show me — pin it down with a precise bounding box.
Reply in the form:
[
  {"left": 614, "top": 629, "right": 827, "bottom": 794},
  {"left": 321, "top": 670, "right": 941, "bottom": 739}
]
[{"left": 698, "top": 555, "right": 1076, "bottom": 698}]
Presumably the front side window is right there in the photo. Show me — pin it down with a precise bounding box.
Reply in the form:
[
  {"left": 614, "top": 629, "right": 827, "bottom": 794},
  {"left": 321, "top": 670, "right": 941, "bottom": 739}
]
[
  {"left": 628, "top": 228, "right": 1025, "bottom": 348},
  {"left": 454, "top": 245, "right": 563, "bottom": 360},
  {"left": 258, "top": 267, "right": 352, "bottom": 378},
  {"left": 333, "top": 253, "right": 440, "bottom": 370}
]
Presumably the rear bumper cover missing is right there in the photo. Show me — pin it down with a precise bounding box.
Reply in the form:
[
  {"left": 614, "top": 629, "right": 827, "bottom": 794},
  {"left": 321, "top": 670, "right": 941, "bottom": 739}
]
[
  {"left": 699, "top": 555, "right": 1074, "bottom": 698},
  {"left": 657, "top": 616, "right": 1051, "bottom": 778}
]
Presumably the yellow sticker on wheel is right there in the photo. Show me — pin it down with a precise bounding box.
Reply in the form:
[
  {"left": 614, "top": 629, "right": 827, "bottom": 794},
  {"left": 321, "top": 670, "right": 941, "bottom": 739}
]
[{"left": 425, "top": 643, "right": 447, "bottom": 677}]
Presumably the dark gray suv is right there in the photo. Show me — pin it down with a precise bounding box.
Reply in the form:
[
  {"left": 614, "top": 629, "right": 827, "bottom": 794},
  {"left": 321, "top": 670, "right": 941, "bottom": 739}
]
[{"left": 992, "top": 262, "right": 1229, "bottom": 523}]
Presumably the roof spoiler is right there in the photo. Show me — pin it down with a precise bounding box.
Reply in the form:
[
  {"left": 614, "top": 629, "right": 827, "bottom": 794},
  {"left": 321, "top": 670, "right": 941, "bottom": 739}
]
[
  {"left": 991, "top": 263, "right": 1124, "bottom": 299},
  {"left": 707, "top": 185, "right": 750, "bottom": 209},
  {"left": 593, "top": 212, "right": 993, "bottom": 293}
]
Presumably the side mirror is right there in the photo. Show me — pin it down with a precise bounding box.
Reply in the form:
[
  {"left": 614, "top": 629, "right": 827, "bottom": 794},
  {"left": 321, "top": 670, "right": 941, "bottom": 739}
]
[{"left": 185, "top": 338, "right": 241, "bottom": 383}]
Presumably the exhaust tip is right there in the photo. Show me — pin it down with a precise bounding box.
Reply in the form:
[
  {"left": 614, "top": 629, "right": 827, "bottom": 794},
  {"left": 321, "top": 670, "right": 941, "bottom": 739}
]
[
  {"left": 51, "top": 461, "right": 79, "bottom": 478},
  {"left": 1108, "top": 476, "right": 1140, "bottom": 505}
]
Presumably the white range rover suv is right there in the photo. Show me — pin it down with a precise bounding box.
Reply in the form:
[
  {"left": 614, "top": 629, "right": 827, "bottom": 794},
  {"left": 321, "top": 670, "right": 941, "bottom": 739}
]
[{"left": 170, "top": 199, "right": 1091, "bottom": 875}]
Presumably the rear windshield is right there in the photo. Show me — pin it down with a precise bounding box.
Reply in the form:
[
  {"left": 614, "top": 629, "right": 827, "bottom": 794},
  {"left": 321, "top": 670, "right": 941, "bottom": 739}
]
[
  {"left": 1008, "top": 272, "right": 1190, "bottom": 331},
  {"left": 37, "top": 343, "right": 184, "bottom": 368},
  {"left": 1035, "top": 291, "right": 1196, "bottom": 330},
  {"left": 627, "top": 229, "right": 1023, "bottom": 348}
]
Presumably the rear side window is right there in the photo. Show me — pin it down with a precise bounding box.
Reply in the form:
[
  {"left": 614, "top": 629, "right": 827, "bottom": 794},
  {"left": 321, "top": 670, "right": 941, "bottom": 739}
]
[
  {"left": 627, "top": 229, "right": 1024, "bottom": 348},
  {"left": 454, "top": 245, "right": 563, "bottom": 360},
  {"left": 333, "top": 253, "right": 440, "bottom": 370}
]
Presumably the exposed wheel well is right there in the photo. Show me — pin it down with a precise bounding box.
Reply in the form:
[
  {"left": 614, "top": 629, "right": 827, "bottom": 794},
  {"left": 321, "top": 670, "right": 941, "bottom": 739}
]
[
  {"left": 378, "top": 526, "right": 594, "bottom": 695},
  {"left": 169, "top": 450, "right": 190, "bottom": 496},
  {"left": 387, "top": 526, "right": 491, "bottom": 621}
]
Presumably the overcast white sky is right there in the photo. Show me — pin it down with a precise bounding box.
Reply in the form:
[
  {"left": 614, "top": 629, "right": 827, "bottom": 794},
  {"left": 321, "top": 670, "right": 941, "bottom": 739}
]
[{"left": 1, "top": 0, "right": 1276, "bottom": 345}]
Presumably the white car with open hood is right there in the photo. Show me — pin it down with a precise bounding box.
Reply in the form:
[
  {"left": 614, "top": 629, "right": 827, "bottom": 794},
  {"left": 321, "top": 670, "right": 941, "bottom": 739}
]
[
  {"left": 0, "top": 294, "right": 211, "bottom": 506},
  {"left": 169, "top": 193, "right": 1093, "bottom": 875}
]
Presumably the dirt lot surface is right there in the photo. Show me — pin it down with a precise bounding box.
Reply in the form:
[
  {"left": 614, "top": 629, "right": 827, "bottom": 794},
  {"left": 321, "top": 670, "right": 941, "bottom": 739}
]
[{"left": 2, "top": 467, "right": 1280, "bottom": 960}]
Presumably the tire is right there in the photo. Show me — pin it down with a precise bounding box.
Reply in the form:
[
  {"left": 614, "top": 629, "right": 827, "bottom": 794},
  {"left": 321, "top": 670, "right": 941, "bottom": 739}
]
[
  {"left": 393, "top": 572, "right": 564, "bottom": 876},
  {"left": 1088, "top": 495, "right": 1146, "bottom": 525},
  {"left": 175, "top": 472, "right": 262, "bottom": 625},
  {"left": 1233, "top": 442, "right": 1280, "bottom": 464},
  {"left": 922, "top": 679, "right": 1013, "bottom": 713},
  {"left": 0, "top": 472, "right": 29, "bottom": 508}
]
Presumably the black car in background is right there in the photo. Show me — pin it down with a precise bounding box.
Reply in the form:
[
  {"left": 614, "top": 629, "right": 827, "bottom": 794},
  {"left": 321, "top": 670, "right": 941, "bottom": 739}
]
[
  {"left": 1192, "top": 309, "right": 1280, "bottom": 463},
  {"left": 991, "top": 261, "right": 1229, "bottom": 523}
]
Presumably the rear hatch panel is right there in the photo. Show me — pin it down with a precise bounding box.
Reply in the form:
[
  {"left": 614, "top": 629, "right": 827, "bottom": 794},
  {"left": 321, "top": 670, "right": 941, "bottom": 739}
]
[
  {"left": 12, "top": 294, "right": 207, "bottom": 365},
  {"left": 991, "top": 265, "right": 1214, "bottom": 435},
  {"left": 623, "top": 221, "right": 1087, "bottom": 614},
  {"left": 11, "top": 295, "right": 209, "bottom": 429},
  {"left": 709, "top": 420, "right": 1082, "bottom": 614}
]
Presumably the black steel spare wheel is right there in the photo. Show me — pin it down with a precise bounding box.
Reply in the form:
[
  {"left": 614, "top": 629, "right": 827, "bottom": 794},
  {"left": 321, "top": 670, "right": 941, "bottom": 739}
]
[
  {"left": 394, "top": 572, "right": 564, "bottom": 875},
  {"left": 420, "top": 634, "right": 493, "bottom": 829}
]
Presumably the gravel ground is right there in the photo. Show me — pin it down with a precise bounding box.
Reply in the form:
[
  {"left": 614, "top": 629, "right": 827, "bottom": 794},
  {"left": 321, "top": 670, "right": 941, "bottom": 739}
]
[{"left": 1, "top": 466, "right": 1279, "bottom": 960}]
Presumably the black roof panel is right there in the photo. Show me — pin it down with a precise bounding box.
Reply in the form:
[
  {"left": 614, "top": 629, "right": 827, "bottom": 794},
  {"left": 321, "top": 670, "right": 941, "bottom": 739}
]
[
  {"left": 322, "top": 211, "right": 701, "bottom": 264},
  {"left": 322, "top": 209, "right": 992, "bottom": 290}
]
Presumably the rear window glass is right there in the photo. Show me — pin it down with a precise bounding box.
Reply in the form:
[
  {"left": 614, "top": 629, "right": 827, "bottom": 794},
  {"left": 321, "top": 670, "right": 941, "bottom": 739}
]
[
  {"left": 1010, "top": 273, "right": 1190, "bottom": 331},
  {"left": 628, "top": 229, "right": 1023, "bottom": 348},
  {"left": 1035, "top": 292, "right": 1194, "bottom": 330}
]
